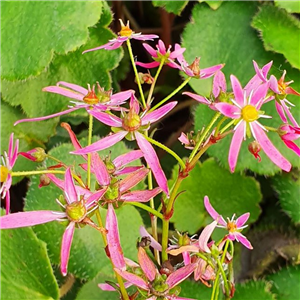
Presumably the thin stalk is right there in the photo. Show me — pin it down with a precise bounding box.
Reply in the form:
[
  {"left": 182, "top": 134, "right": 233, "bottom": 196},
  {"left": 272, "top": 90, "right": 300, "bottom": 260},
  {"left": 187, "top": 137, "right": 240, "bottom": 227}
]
[
  {"left": 126, "top": 39, "right": 146, "bottom": 109},
  {"left": 141, "top": 134, "right": 186, "bottom": 170},
  {"left": 189, "top": 112, "right": 221, "bottom": 162},
  {"left": 126, "top": 202, "right": 163, "bottom": 219},
  {"left": 87, "top": 113, "right": 93, "bottom": 189},
  {"left": 149, "top": 77, "right": 191, "bottom": 112},
  {"left": 11, "top": 170, "right": 66, "bottom": 176},
  {"left": 147, "top": 59, "right": 165, "bottom": 106},
  {"left": 46, "top": 155, "right": 65, "bottom": 165},
  {"left": 219, "top": 119, "right": 236, "bottom": 134}
]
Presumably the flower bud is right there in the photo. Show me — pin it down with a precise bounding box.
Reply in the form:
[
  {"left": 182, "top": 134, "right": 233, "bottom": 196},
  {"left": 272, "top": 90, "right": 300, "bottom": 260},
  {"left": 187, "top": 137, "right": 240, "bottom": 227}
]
[
  {"left": 136, "top": 72, "right": 154, "bottom": 85},
  {"left": 19, "top": 147, "right": 47, "bottom": 162},
  {"left": 248, "top": 140, "right": 261, "bottom": 162},
  {"left": 96, "top": 82, "right": 112, "bottom": 103},
  {"left": 38, "top": 174, "right": 51, "bottom": 188}
]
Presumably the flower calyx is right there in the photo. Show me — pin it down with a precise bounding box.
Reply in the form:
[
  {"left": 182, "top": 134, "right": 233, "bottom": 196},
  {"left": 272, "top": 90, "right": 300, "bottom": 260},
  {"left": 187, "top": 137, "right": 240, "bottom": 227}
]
[
  {"left": 188, "top": 57, "right": 201, "bottom": 77},
  {"left": 122, "top": 109, "right": 141, "bottom": 132},
  {"left": 103, "top": 178, "right": 120, "bottom": 203},
  {"left": 96, "top": 82, "right": 112, "bottom": 103},
  {"left": 66, "top": 199, "right": 87, "bottom": 222},
  {"left": 83, "top": 84, "right": 99, "bottom": 105},
  {"left": 137, "top": 72, "right": 154, "bottom": 85},
  {"left": 248, "top": 140, "right": 261, "bottom": 162},
  {"left": 118, "top": 20, "right": 133, "bottom": 37}
]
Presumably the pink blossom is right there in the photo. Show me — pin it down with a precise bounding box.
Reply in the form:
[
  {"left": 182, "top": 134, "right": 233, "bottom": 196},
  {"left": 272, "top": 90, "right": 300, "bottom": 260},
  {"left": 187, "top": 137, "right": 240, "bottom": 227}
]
[
  {"left": 204, "top": 196, "right": 253, "bottom": 249},
  {"left": 215, "top": 75, "right": 291, "bottom": 172},
  {"left": 0, "top": 168, "right": 107, "bottom": 275},
  {"left": 0, "top": 133, "right": 19, "bottom": 214},
  {"left": 72, "top": 95, "right": 176, "bottom": 196},
  {"left": 136, "top": 40, "right": 186, "bottom": 69},
  {"left": 279, "top": 124, "right": 300, "bottom": 156},
  {"left": 83, "top": 20, "right": 158, "bottom": 53},
  {"left": 14, "top": 82, "right": 133, "bottom": 126}
]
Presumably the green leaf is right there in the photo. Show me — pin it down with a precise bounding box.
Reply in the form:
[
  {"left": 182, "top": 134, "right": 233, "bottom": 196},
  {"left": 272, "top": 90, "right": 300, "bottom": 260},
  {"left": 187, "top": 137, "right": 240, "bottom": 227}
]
[
  {"left": 234, "top": 280, "right": 275, "bottom": 300},
  {"left": 266, "top": 265, "right": 300, "bottom": 300},
  {"left": 271, "top": 169, "right": 300, "bottom": 224},
  {"left": 199, "top": 1, "right": 223, "bottom": 10},
  {"left": 275, "top": 1, "right": 300, "bottom": 14},
  {"left": 25, "top": 139, "right": 144, "bottom": 280},
  {"left": 252, "top": 5, "right": 300, "bottom": 69},
  {"left": 170, "top": 158, "right": 262, "bottom": 234},
  {"left": 1, "top": 1, "right": 103, "bottom": 80},
  {"left": 1, "top": 210, "right": 59, "bottom": 300},
  {"left": 2, "top": 23, "right": 123, "bottom": 121},
  {"left": 152, "top": 1, "right": 188, "bottom": 15}
]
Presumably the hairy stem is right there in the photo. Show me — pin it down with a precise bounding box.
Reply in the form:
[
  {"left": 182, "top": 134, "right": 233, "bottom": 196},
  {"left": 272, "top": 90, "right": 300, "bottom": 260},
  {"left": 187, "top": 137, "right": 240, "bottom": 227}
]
[{"left": 87, "top": 113, "right": 93, "bottom": 189}]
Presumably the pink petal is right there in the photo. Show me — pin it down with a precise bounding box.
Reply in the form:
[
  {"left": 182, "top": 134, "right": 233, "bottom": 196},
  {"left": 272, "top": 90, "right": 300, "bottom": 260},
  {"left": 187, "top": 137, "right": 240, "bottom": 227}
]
[
  {"left": 182, "top": 252, "right": 191, "bottom": 265},
  {"left": 138, "top": 247, "right": 157, "bottom": 282},
  {"left": 198, "top": 220, "right": 218, "bottom": 253},
  {"left": 204, "top": 196, "right": 227, "bottom": 226},
  {"left": 110, "top": 90, "right": 134, "bottom": 105},
  {"left": 228, "top": 121, "right": 245, "bottom": 172},
  {"left": 56, "top": 81, "right": 88, "bottom": 95},
  {"left": 64, "top": 168, "right": 78, "bottom": 204},
  {"left": 85, "top": 188, "right": 107, "bottom": 208},
  {"left": 8, "top": 133, "right": 14, "bottom": 159},
  {"left": 114, "top": 166, "right": 144, "bottom": 176},
  {"left": 169, "top": 47, "right": 186, "bottom": 59},
  {"left": 262, "top": 61, "right": 273, "bottom": 78},
  {"left": 251, "top": 122, "right": 291, "bottom": 172},
  {"left": 5, "top": 186, "right": 11, "bottom": 215},
  {"left": 83, "top": 41, "right": 123, "bottom": 53},
  {"left": 213, "top": 71, "right": 227, "bottom": 98},
  {"left": 244, "top": 74, "right": 262, "bottom": 95},
  {"left": 281, "top": 100, "right": 299, "bottom": 127},
  {"left": 136, "top": 61, "right": 160, "bottom": 69},
  {"left": 0, "top": 210, "right": 65, "bottom": 229},
  {"left": 215, "top": 103, "right": 240, "bottom": 118},
  {"left": 91, "top": 153, "right": 110, "bottom": 186},
  {"left": 283, "top": 140, "right": 300, "bottom": 156},
  {"left": 183, "top": 92, "right": 210, "bottom": 105},
  {"left": 200, "top": 64, "right": 224, "bottom": 79},
  {"left": 43, "top": 85, "right": 84, "bottom": 101},
  {"left": 250, "top": 82, "right": 268, "bottom": 107},
  {"left": 71, "top": 131, "right": 128, "bottom": 155},
  {"left": 61, "top": 222, "right": 75, "bottom": 276},
  {"left": 158, "top": 40, "right": 167, "bottom": 54},
  {"left": 135, "top": 132, "right": 169, "bottom": 196},
  {"left": 11, "top": 139, "right": 19, "bottom": 166},
  {"left": 113, "top": 150, "right": 143, "bottom": 169},
  {"left": 141, "top": 102, "right": 177, "bottom": 125},
  {"left": 139, "top": 226, "right": 162, "bottom": 251},
  {"left": 114, "top": 269, "right": 148, "bottom": 290},
  {"left": 235, "top": 232, "right": 253, "bottom": 250},
  {"left": 121, "top": 187, "right": 161, "bottom": 203},
  {"left": 178, "top": 132, "right": 190, "bottom": 145},
  {"left": 275, "top": 101, "right": 288, "bottom": 123},
  {"left": 236, "top": 213, "right": 250, "bottom": 228},
  {"left": 167, "top": 245, "right": 199, "bottom": 256},
  {"left": 14, "top": 108, "right": 80, "bottom": 126},
  {"left": 88, "top": 110, "right": 122, "bottom": 127},
  {"left": 166, "top": 264, "right": 196, "bottom": 289},
  {"left": 133, "top": 34, "right": 159, "bottom": 41},
  {"left": 98, "top": 282, "right": 132, "bottom": 291},
  {"left": 106, "top": 204, "right": 126, "bottom": 271},
  {"left": 119, "top": 168, "right": 149, "bottom": 194},
  {"left": 269, "top": 75, "right": 280, "bottom": 94},
  {"left": 143, "top": 43, "right": 157, "bottom": 57},
  {"left": 230, "top": 75, "right": 244, "bottom": 107}
]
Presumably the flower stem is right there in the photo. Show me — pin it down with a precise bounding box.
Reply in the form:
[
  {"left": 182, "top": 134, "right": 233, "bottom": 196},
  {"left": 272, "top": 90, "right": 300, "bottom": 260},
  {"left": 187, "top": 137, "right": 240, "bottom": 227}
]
[
  {"left": 11, "top": 170, "right": 66, "bottom": 176},
  {"left": 141, "top": 133, "right": 186, "bottom": 170},
  {"left": 219, "top": 119, "right": 236, "bottom": 134},
  {"left": 126, "top": 39, "right": 146, "bottom": 109},
  {"left": 126, "top": 202, "right": 163, "bottom": 219},
  {"left": 46, "top": 155, "right": 65, "bottom": 165},
  {"left": 149, "top": 77, "right": 191, "bottom": 112},
  {"left": 87, "top": 113, "right": 93, "bottom": 189},
  {"left": 189, "top": 112, "right": 221, "bottom": 162},
  {"left": 147, "top": 59, "right": 165, "bottom": 106}
]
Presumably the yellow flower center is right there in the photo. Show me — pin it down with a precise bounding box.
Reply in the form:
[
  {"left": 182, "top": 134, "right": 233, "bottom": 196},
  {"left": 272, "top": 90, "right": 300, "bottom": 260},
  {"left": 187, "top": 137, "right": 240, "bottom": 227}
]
[
  {"left": 119, "top": 24, "right": 133, "bottom": 37},
  {"left": 278, "top": 82, "right": 287, "bottom": 94},
  {"left": 83, "top": 90, "right": 99, "bottom": 105},
  {"left": 66, "top": 201, "right": 86, "bottom": 222},
  {"left": 0, "top": 166, "right": 9, "bottom": 183},
  {"left": 227, "top": 221, "right": 237, "bottom": 233},
  {"left": 241, "top": 105, "right": 259, "bottom": 122},
  {"left": 122, "top": 110, "right": 141, "bottom": 132}
]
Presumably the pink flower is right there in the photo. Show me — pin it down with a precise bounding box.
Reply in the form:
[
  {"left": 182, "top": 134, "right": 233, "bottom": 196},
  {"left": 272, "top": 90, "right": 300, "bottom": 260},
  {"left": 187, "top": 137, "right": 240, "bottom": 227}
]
[
  {"left": 72, "top": 95, "right": 176, "bottom": 196},
  {"left": 14, "top": 82, "right": 133, "bottom": 126},
  {"left": 83, "top": 20, "right": 158, "bottom": 53},
  {"left": 279, "top": 124, "right": 300, "bottom": 156},
  {"left": 204, "top": 196, "right": 253, "bottom": 249},
  {"left": 0, "top": 168, "right": 107, "bottom": 275},
  {"left": 0, "top": 133, "right": 19, "bottom": 214},
  {"left": 115, "top": 246, "right": 196, "bottom": 300},
  {"left": 136, "top": 40, "right": 186, "bottom": 69},
  {"left": 215, "top": 75, "right": 291, "bottom": 172}
]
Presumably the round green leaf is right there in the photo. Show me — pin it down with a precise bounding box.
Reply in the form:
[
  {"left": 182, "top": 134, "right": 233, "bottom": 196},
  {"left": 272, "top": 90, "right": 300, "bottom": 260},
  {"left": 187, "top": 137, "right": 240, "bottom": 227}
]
[
  {"left": 234, "top": 280, "right": 275, "bottom": 300},
  {"left": 252, "top": 5, "right": 300, "bottom": 69},
  {"left": 1, "top": 210, "right": 59, "bottom": 300},
  {"left": 170, "top": 158, "right": 262, "bottom": 234},
  {"left": 1, "top": 1, "right": 103, "bottom": 80},
  {"left": 152, "top": 1, "right": 188, "bottom": 15},
  {"left": 275, "top": 1, "right": 300, "bottom": 16},
  {"left": 271, "top": 169, "right": 300, "bottom": 224}
]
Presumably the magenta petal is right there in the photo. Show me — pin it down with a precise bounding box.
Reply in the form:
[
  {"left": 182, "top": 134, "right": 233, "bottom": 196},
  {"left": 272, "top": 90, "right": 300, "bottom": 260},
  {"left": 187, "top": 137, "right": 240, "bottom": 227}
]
[
  {"left": 215, "top": 103, "right": 240, "bottom": 118},
  {"left": 250, "top": 82, "right": 269, "bottom": 107},
  {"left": 204, "top": 196, "right": 226, "bottom": 226},
  {"left": 89, "top": 110, "right": 122, "bottom": 127},
  {"left": 213, "top": 71, "right": 227, "bottom": 97},
  {"left": 136, "top": 61, "right": 160, "bottom": 68},
  {"left": 275, "top": 101, "right": 288, "bottom": 123},
  {"left": 169, "top": 47, "right": 186, "bottom": 59},
  {"left": 133, "top": 34, "right": 159, "bottom": 41},
  {"left": 138, "top": 247, "right": 157, "bottom": 282},
  {"left": 0, "top": 210, "right": 65, "bottom": 229},
  {"left": 200, "top": 64, "right": 224, "bottom": 79},
  {"left": 114, "top": 268, "right": 148, "bottom": 290},
  {"left": 139, "top": 226, "right": 162, "bottom": 251},
  {"left": 57, "top": 81, "right": 88, "bottom": 95},
  {"left": 110, "top": 90, "right": 134, "bottom": 105},
  {"left": 158, "top": 40, "right": 166, "bottom": 54},
  {"left": 5, "top": 186, "right": 10, "bottom": 215},
  {"left": 106, "top": 204, "right": 126, "bottom": 271},
  {"left": 230, "top": 75, "right": 244, "bottom": 107},
  {"left": 11, "top": 139, "right": 19, "bottom": 166},
  {"left": 91, "top": 153, "right": 110, "bottom": 186},
  {"left": 119, "top": 168, "right": 149, "bottom": 194},
  {"left": 98, "top": 282, "right": 132, "bottom": 291},
  {"left": 42, "top": 85, "right": 84, "bottom": 101},
  {"left": 236, "top": 213, "right": 250, "bottom": 228},
  {"left": 198, "top": 220, "right": 218, "bottom": 253},
  {"left": 228, "top": 121, "right": 245, "bottom": 172},
  {"left": 183, "top": 92, "right": 210, "bottom": 105},
  {"left": 114, "top": 166, "right": 144, "bottom": 176},
  {"left": 251, "top": 122, "right": 291, "bottom": 172},
  {"left": 283, "top": 140, "right": 300, "bottom": 156},
  {"left": 141, "top": 101, "right": 177, "bottom": 126},
  {"left": 8, "top": 133, "right": 14, "bottom": 158},
  {"left": 121, "top": 187, "right": 161, "bottom": 203},
  {"left": 85, "top": 188, "right": 107, "bottom": 208},
  {"left": 61, "top": 222, "right": 75, "bottom": 276},
  {"left": 64, "top": 168, "right": 78, "bottom": 204},
  {"left": 166, "top": 263, "right": 196, "bottom": 289},
  {"left": 135, "top": 132, "right": 169, "bottom": 196},
  {"left": 143, "top": 43, "right": 157, "bottom": 57},
  {"left": 281, "top": 101, "right": 299, "bottom": 128},
  {"left": 113, "top": 150, "right": 143, "bottom": 169},
  {"left": 235, "top": 232, "right": 253, "bottom": 250},
  {"left": 269, "top": 75, "right": 280, "bottom": 94},
  {"left": 72, "top": 131, "right": 128, "bottom": 155}
]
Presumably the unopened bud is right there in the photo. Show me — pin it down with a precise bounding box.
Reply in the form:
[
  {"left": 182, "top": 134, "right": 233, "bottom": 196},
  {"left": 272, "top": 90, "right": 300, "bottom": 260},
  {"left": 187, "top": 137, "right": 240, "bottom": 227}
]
[
  {"left": 136, "top": 72, "right": 154, "bottom": 85},
  {"left": 248, "top": 140, "right": 261, "bottom": 162},
  {"left": 19, "top": 147, "right": 47, "bottom": 162},
  {"left": 39, "top": 174, "right": 51, "bottom": 188}
]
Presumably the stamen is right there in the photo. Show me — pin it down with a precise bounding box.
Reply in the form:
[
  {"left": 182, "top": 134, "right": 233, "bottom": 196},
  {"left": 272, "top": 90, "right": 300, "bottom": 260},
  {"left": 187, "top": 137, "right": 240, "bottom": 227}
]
[{"left": 230, "top": 98, "right": 242, "bottom": 109}]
